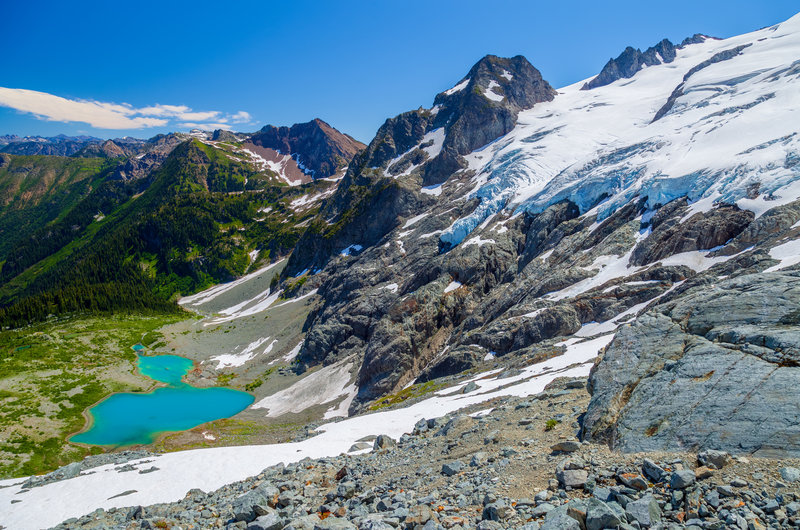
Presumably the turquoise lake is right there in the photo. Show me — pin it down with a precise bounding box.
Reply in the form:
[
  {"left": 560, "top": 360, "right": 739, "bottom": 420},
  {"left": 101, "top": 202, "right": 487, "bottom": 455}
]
[{"left": 71, "top": 353, "right": 254, "bottom": 446}]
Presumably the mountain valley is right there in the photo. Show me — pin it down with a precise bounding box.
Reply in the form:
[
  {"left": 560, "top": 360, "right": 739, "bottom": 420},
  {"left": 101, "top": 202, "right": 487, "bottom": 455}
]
[{"left": 1, "top": 11, "right": 800, "bottom": 530}]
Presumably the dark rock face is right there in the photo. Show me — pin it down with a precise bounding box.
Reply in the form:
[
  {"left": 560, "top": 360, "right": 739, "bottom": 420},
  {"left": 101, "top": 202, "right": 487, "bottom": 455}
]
[
  {"left": 284, "top": 55, "right": 555, "bottom": 277},
  {"left": 211, "top": 129, "right": 238, "bottom": 142},
  {"left": 720, "top": 199, "right": 800, "bottom": 255},
  {"left": 361, "top": 110, "right": 434, "bottom": 171},
  {"left": 357, "top": 55, "right": 556, "bottom": 185},
  {"left": 583, "top": 272, "right": 800, "bottom": 456},
  {"left": 107, "top": 133, "right": 185, "bottom": 182},
  {"left": 631, "top": 200, "right": 754, "bottom": 266},
  {"left": 417, "top": 346, "right": 485, "bottom": 383},
  {"left": 582, "top": 39, "right": 677, "bottom": 90},
  {"left": 432, "top": 55, "right": 556, "bottom": 157},
  {"left": 249, "top": 118, "right": 365, "bottom": 178},
  {"left": 518, "top": 200, "right": 581, "bottom": 270},
  {"left": 680, "top": 33, "right": 708, "bottom": 46},
  {"left": 284, "top": 170, "right": 434, "bottom": 277}
]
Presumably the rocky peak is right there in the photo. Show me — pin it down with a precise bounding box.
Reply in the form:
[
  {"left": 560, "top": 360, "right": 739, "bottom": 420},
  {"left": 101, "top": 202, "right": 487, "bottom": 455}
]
[
  {"left": 582, "top": 38, "right": 679, "bottom": 90},
  {"left": 283, "top": 55, "right": 555, "bottom": 276},
  {"left": 360, "top": 54, "right": 555, "bottom": 183},
  {"left": 74, "top": 139, "right": 131, "bottom": 159},
  {"left": 211, "top": 129, "right": 238, "bottom": 142},
  {"left": 432, "top": 54, "right": 555, "bottom": 115},
  {"left": 249, "top": 118, "right": 365, "bottom": 178},
  {"left": 680, "top": 33, "right": 710, "bottom": 46}
]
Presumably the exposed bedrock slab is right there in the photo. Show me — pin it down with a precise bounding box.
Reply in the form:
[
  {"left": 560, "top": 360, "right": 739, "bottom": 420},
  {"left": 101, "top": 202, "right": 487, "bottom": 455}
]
[{"left": 583, "top": 271, "right": 800, "bottom": 456}]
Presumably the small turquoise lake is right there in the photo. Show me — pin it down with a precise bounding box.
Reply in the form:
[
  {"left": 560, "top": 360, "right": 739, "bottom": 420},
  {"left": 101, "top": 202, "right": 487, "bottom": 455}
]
[{"left": 71, "top": 353, "right": 253, "bottom": 447}]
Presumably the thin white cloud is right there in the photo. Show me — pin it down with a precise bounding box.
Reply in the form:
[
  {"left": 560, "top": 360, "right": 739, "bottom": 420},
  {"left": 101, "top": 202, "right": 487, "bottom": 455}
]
[
  {"left": 229, "top": 111, "right": 252, "bottom": 123},
  {"left": 179, "top": 122, "right": 233, "bottom": 131},
  {"left": 0, "top": 87, "right": 254, "bottom": 131}
]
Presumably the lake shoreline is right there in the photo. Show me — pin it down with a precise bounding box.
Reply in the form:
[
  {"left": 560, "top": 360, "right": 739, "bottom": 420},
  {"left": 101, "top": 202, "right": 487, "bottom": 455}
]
[{"left": 69, "top": 350, "right": 253, "bottom": 447}]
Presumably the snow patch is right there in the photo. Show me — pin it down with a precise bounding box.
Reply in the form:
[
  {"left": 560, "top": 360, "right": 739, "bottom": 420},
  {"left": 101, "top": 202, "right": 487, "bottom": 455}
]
[
  {"left": 382, "top": 283, "right": 399, "bottom": 293},
  {"left": 764, "top": 237, "right": 800, "bottom": 271},
  {"left": 444, "top": 78, "right": 470, "bottom": 96},
  {"left": 179, "top": 260, "right": 284, "bottom": 307},
  {"left": 211, "top": 337, "right": 278, "bottom": 369},
  {"left": 484, "top": 80, "right": 504, "bottom": 102},
  {"left": 253, "top": 359, "right": 355, "bottom": 417},
  {"left": 421, "top": 183, "right": 443, "bottom": 196},
  {"left": 0, "top": 335, "right": 614, "bottom": 529},
  {"left": 463, "top": 236, "right": 495, "bottom": 247},
  {"left": 444, "top": 281, "right": 463, "bottom": 293},
  {"left": 402, "top": 213, "right": 429, "bottom": 229}
]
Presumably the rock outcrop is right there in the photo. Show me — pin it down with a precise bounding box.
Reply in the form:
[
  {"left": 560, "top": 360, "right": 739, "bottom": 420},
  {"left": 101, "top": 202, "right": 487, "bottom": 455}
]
[
  {"left": 582, "top": 39, "right": 678, "bottom": 90},
  {"left": 583, "top": 271, "right": 800, "bottom": 456},
  {"left": 249, "top": 118, "right": 365, "bottom": 178},
  {"left": 283, "top": 55, "right": 555, "bottom": 277}
]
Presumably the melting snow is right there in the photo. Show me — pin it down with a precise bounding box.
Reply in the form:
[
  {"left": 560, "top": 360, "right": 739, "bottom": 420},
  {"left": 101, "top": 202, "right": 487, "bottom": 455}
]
[
  {"left": 444, "top": 281, "right": 463, "bottom": 293},
  {"left": 402, "top": 213, "right": 430, "bottom": 229},
  {"left": 421, "top": 183, "right": 443, "bottom": 196},
  {"left": 204, "top": 289, "right": 284, "bottom": 326},
  {"left": 211, "top": 337, "right": 278, "bottom": 369},
  {"left": 271, "top": 341, "right": 304, "bottom": 366},
  {"left": 179, "top": 260, "right": 284, "bottom": 307},
  {"left": 484, "top": 80, "right": 504, "bottom": 102},
  {"left": 270, "top": 289, "right": 319, "bottom": 309},
  {"left": 419, "top": 230, "right": 444, "bottom": 239},
  {"left": 444, "top": 78, "right": 470, "bottom": 96},
  {"left": 463, "top": 236, "right": 496, "bottom": 247},
  {"left": 0, "top": 334, "right": 614, "bottom": 529},
  {"left": 764, "top": 238, "right": 800, "bottom": 271},
  {"left": 421, "top": 128, "right": 445, "bottom": 159},
  {"left": 253, "top": 359, "right": 355, "bottom": 417}
]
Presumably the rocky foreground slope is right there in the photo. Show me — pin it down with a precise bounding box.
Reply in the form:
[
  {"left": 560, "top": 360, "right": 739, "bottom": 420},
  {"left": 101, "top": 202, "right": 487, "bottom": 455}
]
[
  {"left": 45, "top": 377, "right": 800, "bottom": 529},
  {"left": 2, "top": 11, "right": 800, "bottom": 530},
  {"left": 269, "top": 12, "right": 800, "bottom": 456}
]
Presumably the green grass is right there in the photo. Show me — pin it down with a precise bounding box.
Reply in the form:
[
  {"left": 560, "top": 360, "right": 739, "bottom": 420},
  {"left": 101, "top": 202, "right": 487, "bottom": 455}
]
[
  {"left": 369, "top": 380, "right": 448, "bottom": 411},
  {"left": 0, "top": 312, "right": 185, "bottom": 478}
]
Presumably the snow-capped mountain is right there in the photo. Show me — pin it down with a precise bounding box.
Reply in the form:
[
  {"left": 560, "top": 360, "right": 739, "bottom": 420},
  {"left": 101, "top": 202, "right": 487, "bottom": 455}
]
[
  {"left": 2, "top": 12, "right": 800, "bottom": 530},
  {"left": 277, "top": 11, "right": 800, "bottom": 441},
  {"left": 440, "top": 14, "right": 800, "bottom": 247}
]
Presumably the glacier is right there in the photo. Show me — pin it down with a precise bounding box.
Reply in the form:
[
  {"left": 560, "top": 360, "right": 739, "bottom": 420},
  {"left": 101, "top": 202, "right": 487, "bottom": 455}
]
[{"left": 440, "top": 13, "right": 800, "bottom": 247}]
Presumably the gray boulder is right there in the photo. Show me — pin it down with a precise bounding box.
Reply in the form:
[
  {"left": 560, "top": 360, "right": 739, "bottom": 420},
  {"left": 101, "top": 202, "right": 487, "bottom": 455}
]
[
  {"left": 556, "top": 469, "right": 588, "bottom": 489},
  {"left": 540, "top": 506, "right": 582, "bottom": 530},
  {"left": 697, "top": 450, "right": 730, "bottom": 469},
  {"left": 780, "top": 466, "right": 800, "bottom": 483},
  {"left": 670, "top": 469, "right": 696, "bottom": 489},
  {"left": 373, "top": 435, "right": 396, "bottom": 451},
  {"left": 247, "top": 512, "right": 283, "bottom": 530},
  {"left": 625, "top": 494, "right": 662, "bottom": 527},
  {"left": 585, "top": 498, "right": 623, "bottom": 530}
]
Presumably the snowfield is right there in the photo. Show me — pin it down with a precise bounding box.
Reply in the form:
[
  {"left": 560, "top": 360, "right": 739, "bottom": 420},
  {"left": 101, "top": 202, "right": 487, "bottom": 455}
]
[
  {"left": 441, "top": 13, "right": 800, "bottom": 247},
  {"left": 3, "top": 13, "right": 800, "bottom": 530},
  {"left": 0, "top": 336, "right": 613, "bottom": 530}
]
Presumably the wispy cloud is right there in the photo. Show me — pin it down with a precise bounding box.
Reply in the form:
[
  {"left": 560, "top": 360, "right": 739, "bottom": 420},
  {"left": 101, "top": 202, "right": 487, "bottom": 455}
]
[
  {"left": 179, "top": 122, "right": 235, "bottom": 131},
  {"left": 0, "top": 87, "right": 255, "bottom": 131}
]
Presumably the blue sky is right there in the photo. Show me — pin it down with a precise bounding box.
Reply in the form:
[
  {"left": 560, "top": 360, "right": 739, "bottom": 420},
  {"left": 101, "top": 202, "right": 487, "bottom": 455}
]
[{"left": 1, "top": 0, "right": 798, "bottom": 143}]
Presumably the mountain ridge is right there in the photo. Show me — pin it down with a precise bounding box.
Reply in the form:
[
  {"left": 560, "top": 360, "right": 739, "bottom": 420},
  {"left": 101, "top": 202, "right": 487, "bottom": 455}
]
[{"left": 1, "top": 13, "right": 800, "bottom": 529}]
